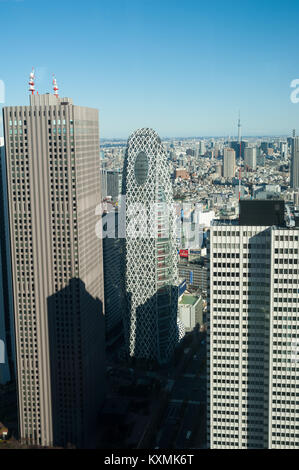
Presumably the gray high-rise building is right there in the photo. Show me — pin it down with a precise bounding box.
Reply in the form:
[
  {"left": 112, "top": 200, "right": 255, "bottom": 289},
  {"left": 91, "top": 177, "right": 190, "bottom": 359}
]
[
  {"left": 208, "top": 215, "right": 299, "bottom": 448},
  {"left": 291, "top": 137, "right": 299, "bottom": 189},
  {"left": 3, "top": 93, "right": 105, "bottom": 448},
  {"left": 107, "top": 169, "right": 120, "bottom": 201},
  {"left": 100, "top": 168, "right": 108, "bottom": 199},
  {"left": 199, "top": 141, "right": 206, "bottom": 156},
  {"left": 122, "top": 128, "right": 183, "bottom": 365},
  {"left": 223, "top": 148, "right": 236, "bottom": 178},
  {"left": 256, "top": 147, "right": 265, "bottom": 166},
  {"left": 244, "top": 147, "right": 257, "bottom": 170}
]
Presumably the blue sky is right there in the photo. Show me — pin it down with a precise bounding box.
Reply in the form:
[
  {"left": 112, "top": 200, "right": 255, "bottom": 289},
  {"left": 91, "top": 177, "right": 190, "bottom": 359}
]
[{"left": 1, "top": 0, "right": 299, "bottom": 138}]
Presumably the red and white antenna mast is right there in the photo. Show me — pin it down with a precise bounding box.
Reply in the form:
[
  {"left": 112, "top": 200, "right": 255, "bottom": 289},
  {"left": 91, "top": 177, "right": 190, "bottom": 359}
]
[
  {"left": 52, "top": 74, "right": 59, "bottom": 98},
  {"left": 29, "top": 68, "right": 35, "bottom": 95}
]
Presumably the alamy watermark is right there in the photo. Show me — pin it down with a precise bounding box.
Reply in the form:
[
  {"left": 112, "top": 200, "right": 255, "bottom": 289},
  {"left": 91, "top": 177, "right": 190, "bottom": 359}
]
[
  {"left": 290, "top": 79, "right": 299, "bottom": 103},
  {"left": 95, "top": 196, "right": 206, "bottom": 248},
  {"left": 291, "top": 341, "right": 299, "bottom": 363}
]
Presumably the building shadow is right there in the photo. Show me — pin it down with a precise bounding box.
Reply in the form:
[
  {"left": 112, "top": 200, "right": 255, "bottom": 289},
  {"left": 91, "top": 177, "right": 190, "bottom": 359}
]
[
  {"left": 102, "top": 210, "right": 125, "bottom": 354},
  {"left": 246, "top": 229, "right": 270, "bottom": 448},
  {"left": 47, "top": 278, "right": 105, "bottom": 448},
  {"left": 124, "top": 286, "right": 180, "bottom": 368}
]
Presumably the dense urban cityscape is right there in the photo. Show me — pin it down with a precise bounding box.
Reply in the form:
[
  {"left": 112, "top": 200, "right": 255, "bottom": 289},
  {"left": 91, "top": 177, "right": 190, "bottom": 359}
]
[{"left": 1, "top": 0, "right": 299, "bottom": 461}]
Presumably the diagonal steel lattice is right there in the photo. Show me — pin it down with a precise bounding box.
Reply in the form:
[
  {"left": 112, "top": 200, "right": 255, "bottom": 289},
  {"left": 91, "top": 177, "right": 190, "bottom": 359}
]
[{"left": 122, "top": 128, "right": 184, "bottom": 364}]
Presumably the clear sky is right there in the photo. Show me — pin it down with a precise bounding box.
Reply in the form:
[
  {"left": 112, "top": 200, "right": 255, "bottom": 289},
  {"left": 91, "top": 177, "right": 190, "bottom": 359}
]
[{"left": 1, "top": 0, "right": 299, "bottom": 138}]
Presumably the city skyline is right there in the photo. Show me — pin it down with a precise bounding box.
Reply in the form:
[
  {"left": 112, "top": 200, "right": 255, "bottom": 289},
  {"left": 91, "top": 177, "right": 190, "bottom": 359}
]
[
  {"left": 1, "top": 0, "right": 299, "bottom": 454},
  {"left": 1, "top": 0, "right": 299, "bottom": 138}
]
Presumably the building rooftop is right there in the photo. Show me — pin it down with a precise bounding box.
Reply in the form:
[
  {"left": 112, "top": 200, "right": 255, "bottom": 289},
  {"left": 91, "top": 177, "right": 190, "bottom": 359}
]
[{"left": 179, "top": 294, "right": 199, "bottom": 306}]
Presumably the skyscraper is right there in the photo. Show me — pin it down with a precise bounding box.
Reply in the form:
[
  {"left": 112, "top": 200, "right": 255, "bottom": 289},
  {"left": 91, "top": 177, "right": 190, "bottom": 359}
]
[
  {"left": 122, "top": 128, "right": 181, "bottom": 365},
  {"left": 199, "top": 141, "right": 206, "bottom": 156},
  {"left": 207, "top": 206, "right": 299, "bottom": 448},
  {"left": 244, "top": 147, "right": 257, "bottom": 171},
  {"left": 0, "top": 141, "right": 15, "bottom": 385},
  {"left": 291, "top": 137, "right": 299, "bottom": 189},
  {"left": 100, "top": 168, "right": 108, "bottom": 199},
  {"left": 106, "top": 169, "right": 120, "bottom": 201},
  {"left": 223, "top": 148, "right": 236, "bottom": 178},
  {"left": 3, "top": 92, "right": 105, "bottom": 447}
]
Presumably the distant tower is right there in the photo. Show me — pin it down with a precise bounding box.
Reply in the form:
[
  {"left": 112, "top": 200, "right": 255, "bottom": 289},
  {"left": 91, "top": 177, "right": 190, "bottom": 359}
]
[
  {"left": 238, "top": 111, "right": 242, "bottom": 144},
  {"left": 293, "top": 129, "right": 296, "bottom": 138},
  {"left": 28, "top": 68, "right": 35, "bottom": 95}
]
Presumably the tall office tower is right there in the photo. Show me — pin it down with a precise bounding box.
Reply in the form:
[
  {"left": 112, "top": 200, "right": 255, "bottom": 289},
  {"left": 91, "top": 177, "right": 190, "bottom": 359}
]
[
  {"left": 280, "top": 141, "right": 288, "bottom": 160},
  {"left": 256, "top": 147, "right": 265, "bottom": 166},
  {"left": 0, "top": 142, "right": 15, "bottom": 384},
  {"left": 261, "top": 141, "right": 269, "bottom": 154},
  {"left": 223, "top": 148, "right": 236, "bottom": 178},
  {"left": 291, "top": 137, "right": 299, "bottom": 189},
  {"left": 122, "top": 128, "right": 181, "bottom": 365},
  {"left": 244, "top": 147, "right": 257, "bottom": 171},
  {"left": 106, "top": 169, "right": 120, "bottom": 202},
  {"left": 207, "top": 202, "right": 299, "bottom": 449},
  {"left": 100, "top": 168, "right": 108, "bottom": 199},
  {"left": 3, "top": 93, "right": 105, "bottom": 448},
  {"left": 199, "top": 140, "right": 206, "bottom": 156}
]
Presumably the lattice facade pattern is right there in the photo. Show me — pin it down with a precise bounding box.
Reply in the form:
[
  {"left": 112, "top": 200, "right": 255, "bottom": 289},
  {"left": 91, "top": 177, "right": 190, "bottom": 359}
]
[{"left": 122, "top": 128, "right": 181, "bottom": 364}]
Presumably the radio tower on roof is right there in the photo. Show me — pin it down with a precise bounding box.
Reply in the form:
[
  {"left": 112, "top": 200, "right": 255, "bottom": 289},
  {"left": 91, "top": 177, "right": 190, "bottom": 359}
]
[
  {"left": 29, "top": 68, "right": 35, "bottom": 95},
  {"left": 52, "top": 74, "right": 59, "bottom": 98}
]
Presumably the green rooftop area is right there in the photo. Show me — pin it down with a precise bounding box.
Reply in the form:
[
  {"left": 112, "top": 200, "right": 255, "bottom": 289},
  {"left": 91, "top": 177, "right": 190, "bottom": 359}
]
[{"left": 179, "top": 295, "right": 199, "bottom": 306}]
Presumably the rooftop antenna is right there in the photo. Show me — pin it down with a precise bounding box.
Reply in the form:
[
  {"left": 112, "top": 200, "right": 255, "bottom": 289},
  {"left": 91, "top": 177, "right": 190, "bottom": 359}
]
[
  {"left": 52, "top": 74, "right": 59, "bottom": 98},
  {"left": 29, "top": 67, "right": 35, "bottom": 95}
]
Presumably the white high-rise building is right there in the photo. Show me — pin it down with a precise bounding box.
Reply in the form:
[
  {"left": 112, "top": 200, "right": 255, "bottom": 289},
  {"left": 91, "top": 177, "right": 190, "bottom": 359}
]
[
  {"left": 280, "top": 141, "right": 288, "bottom": 160},
  {"left": 199, "top": 140, "right": 206, "bottom": 156},
  {"left": 122, "top": 128, "right": 182, "bottom": 364},
  {"left": 208, "top": 221, "right": 299, "bottom": 448},
  {"left": 223, "top": 148, "right": 236, "bottom": 178}
]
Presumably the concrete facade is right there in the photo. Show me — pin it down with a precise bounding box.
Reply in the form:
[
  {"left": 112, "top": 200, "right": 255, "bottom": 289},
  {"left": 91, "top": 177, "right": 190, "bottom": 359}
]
[
  {"left": 3, "top": 93, "right": 105, "bottom": 447},
  {"left": 208, "top": 223, "right": 299, "bottom": 448}
]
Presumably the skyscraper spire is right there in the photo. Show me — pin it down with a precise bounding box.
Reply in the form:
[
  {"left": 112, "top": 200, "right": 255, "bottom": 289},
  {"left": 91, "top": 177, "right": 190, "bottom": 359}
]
[{"left": 238, "top": 110, "right": 242, "bottom": 143}]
